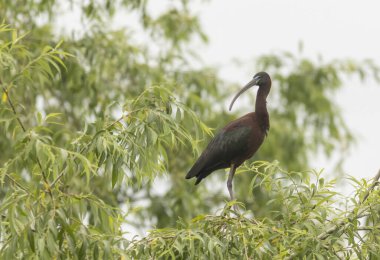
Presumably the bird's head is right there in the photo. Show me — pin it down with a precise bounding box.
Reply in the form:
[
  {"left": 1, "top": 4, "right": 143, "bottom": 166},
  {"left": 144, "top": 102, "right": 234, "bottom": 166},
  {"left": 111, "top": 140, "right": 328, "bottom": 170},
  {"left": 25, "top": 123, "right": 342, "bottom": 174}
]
[{"left": 229, "top": 71, "right": 271, "bottom": 111}]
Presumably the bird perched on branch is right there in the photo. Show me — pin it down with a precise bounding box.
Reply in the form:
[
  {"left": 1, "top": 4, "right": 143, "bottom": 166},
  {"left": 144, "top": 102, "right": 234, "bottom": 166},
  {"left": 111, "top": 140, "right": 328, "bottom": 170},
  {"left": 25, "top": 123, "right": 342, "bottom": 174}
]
[{"left": 186, "top": 72, "right": 271, "bottom": 202}]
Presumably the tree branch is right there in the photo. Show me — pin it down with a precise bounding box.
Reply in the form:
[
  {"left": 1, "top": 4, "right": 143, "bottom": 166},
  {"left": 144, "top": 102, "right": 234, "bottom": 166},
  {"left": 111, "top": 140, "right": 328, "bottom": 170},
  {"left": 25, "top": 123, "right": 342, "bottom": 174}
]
[
  {"left": 5, "top": 174, "right": 29, "bottom": 193},
  {"left": 50, "top": 168, "right": 66, "bottom": 189},
  {"left": 1, "top": 81, "right": 52, "bottom": 197},
  {"left": 2, "top": 86, "right": 26, "bottom": 132},
  {"left": 106, "top": 114, "right": 126, "bottom": 130},
  {"left": 105, "top": 108, "right": 142, "bottom": 130}
]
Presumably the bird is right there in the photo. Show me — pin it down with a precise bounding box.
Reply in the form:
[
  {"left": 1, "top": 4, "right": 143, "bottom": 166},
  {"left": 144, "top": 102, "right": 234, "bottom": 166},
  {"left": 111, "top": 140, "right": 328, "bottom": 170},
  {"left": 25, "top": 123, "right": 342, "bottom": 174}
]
[{"left": 186, "top": 71, "right": 271, "bottom": 202}]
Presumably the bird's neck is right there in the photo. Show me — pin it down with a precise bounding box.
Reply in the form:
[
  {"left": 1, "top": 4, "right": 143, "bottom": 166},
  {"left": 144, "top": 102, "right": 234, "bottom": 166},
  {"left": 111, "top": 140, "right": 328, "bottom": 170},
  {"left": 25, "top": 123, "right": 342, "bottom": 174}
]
[{"left": 255, "top": 88, "right": 270, "bottom": 133}]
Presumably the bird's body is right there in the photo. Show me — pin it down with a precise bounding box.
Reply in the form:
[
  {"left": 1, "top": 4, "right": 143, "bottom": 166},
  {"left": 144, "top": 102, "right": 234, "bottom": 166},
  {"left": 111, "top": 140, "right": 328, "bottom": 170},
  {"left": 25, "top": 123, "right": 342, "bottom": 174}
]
[
  {"left": 186, "top": 72, "right": 271, "bottom": 202},
  {"left": 186, "top": 112, "right": 268, "bottom": 185}
]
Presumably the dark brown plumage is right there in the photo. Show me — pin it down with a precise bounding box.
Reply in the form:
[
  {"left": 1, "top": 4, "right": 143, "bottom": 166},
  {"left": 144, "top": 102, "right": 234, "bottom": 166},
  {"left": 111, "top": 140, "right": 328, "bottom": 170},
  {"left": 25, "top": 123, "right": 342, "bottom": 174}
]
[{"left": 186, "top": 72, "right": 271, "bottom": 201}]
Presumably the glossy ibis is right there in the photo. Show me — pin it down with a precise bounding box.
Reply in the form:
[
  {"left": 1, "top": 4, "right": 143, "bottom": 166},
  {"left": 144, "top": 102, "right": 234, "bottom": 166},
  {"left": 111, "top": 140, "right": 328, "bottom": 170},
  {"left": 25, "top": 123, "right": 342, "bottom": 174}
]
[{"left": 186, "top": 72, "right": 271, "bottom": 202}]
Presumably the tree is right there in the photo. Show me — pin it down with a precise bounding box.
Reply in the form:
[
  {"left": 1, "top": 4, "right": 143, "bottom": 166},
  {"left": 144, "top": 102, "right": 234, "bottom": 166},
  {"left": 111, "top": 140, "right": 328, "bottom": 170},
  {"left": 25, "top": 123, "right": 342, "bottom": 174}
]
[
  {"left": 1, "top": 0, "right": 380, "bottom": 258},
  {"left": 128, "top": 163, "right": 380, "bottom": 259}
]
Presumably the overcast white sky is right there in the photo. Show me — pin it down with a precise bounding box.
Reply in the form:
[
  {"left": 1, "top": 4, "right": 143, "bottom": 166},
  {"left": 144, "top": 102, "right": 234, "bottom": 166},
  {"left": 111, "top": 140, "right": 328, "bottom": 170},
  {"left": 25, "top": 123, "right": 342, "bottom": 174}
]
[{"left": 192, "top": 0, "right": 380, "bottom": 182}]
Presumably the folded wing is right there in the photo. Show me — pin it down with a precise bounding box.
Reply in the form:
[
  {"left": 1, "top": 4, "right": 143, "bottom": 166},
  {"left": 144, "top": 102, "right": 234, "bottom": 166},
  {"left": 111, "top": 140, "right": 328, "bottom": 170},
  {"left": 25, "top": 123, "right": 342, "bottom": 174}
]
[{"left": 186, "top": 125, "right": 252, "bottom": 185}]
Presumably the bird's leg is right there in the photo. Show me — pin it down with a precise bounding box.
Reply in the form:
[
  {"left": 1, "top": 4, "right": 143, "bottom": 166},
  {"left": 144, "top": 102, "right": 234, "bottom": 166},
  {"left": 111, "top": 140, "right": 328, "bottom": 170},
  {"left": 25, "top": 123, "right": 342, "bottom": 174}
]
[{"left": 227, "top": 164, "right": 237, "bottom": 210}]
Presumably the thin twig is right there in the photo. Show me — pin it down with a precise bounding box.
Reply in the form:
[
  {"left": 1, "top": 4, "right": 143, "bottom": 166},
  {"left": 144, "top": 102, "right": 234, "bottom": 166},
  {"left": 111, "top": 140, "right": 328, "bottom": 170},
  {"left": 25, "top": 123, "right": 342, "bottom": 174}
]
[
  {"left": 50, "top": 168, "right": 66, "bottom": 189},
  {"left": 106, "top": 108, "right": 141, "bottom": 130},
  {"left": 357, "top": 226, "right": 380, "bottom": 231},
  {"left": 5, "top": 175, "right": 29, "bottom": 193},
  {"left": 106, "top": 114, "right": 126, "bottom": 129},
  {"left": 361, "top": 169, "right": 380, "bottom": 203},
  {"left": 36, "top": 157, "right": 50, "bottom": 189},
  {"left": 1, "top": 82, "right": 52, "bottom": 198},
  {"left": 2, "top": 86, "right": 26, "bottom": 132}
]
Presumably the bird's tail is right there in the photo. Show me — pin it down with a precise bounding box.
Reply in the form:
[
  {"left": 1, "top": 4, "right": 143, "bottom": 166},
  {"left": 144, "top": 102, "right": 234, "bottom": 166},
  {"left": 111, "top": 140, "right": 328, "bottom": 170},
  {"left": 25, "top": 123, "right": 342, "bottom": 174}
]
[
  {"left": 186, "top": 161, "right": 225, "bottom": 185},
  {"left": 186, "top": 162, "right": 204, "bottom": 185},
  {"left": 185, "top": 167, "right": 199, "bottom": 180},
  {"left": 186, "top": 170, "right": 203, "bottom": 185}
]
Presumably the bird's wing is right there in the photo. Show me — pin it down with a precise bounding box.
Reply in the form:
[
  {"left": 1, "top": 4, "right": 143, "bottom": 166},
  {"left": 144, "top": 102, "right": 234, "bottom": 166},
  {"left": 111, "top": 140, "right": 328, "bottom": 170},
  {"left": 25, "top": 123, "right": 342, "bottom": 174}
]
[{"left": 186, "top": 125, "right": 252, "bottom": 181}]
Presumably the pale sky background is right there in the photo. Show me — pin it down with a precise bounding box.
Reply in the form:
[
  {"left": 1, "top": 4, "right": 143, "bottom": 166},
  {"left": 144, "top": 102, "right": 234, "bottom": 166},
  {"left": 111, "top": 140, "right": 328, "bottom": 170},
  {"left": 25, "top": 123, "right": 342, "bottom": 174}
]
[{"left": 191, "top": 0, "right": 380, "bottom": 184}]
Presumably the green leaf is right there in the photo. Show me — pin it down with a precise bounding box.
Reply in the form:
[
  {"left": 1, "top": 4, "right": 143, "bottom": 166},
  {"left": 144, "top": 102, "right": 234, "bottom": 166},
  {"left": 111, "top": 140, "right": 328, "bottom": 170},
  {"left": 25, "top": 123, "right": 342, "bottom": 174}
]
[
  {"left": 111, "top": 165, "right": 118, "bottom": 188},
  {"left": 36, "top": 112, "right": 43, "bottom": 125},
  {"left": 27, "top": 229, "right": 35, "bottom": 252},
  {"left": 11, "top": 29, "right": 17, "bottom": 43}
]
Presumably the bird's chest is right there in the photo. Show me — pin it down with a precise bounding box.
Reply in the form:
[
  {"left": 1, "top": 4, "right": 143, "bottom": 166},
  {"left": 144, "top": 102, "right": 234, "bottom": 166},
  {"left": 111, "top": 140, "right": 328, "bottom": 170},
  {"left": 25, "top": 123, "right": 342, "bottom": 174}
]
[
  {"left": 244, "top": 125, "right": 265, "bottom": 156},
  {"left": 222, "top": 124, "right": 265, "bottom": 165}
]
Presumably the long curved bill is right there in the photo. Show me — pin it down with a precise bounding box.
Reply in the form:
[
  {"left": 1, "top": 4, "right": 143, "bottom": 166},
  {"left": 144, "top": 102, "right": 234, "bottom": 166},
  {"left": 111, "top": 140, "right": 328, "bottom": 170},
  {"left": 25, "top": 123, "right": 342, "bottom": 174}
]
[{"left": 229, "top": 77, "right": 259, "bottom": 111}]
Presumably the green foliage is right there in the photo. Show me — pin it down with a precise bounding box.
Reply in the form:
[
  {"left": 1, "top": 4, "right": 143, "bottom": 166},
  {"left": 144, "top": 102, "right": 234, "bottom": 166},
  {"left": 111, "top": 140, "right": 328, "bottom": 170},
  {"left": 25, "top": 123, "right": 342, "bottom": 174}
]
[
  {"left": 0, "top": 22, "right": 212, "bottom": 257},
  {"left": 1, "top": 0, "right": 380, "bottom": 258},
  {"left": 128, "top": 162, "right": 380, "bottom": 259}
]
